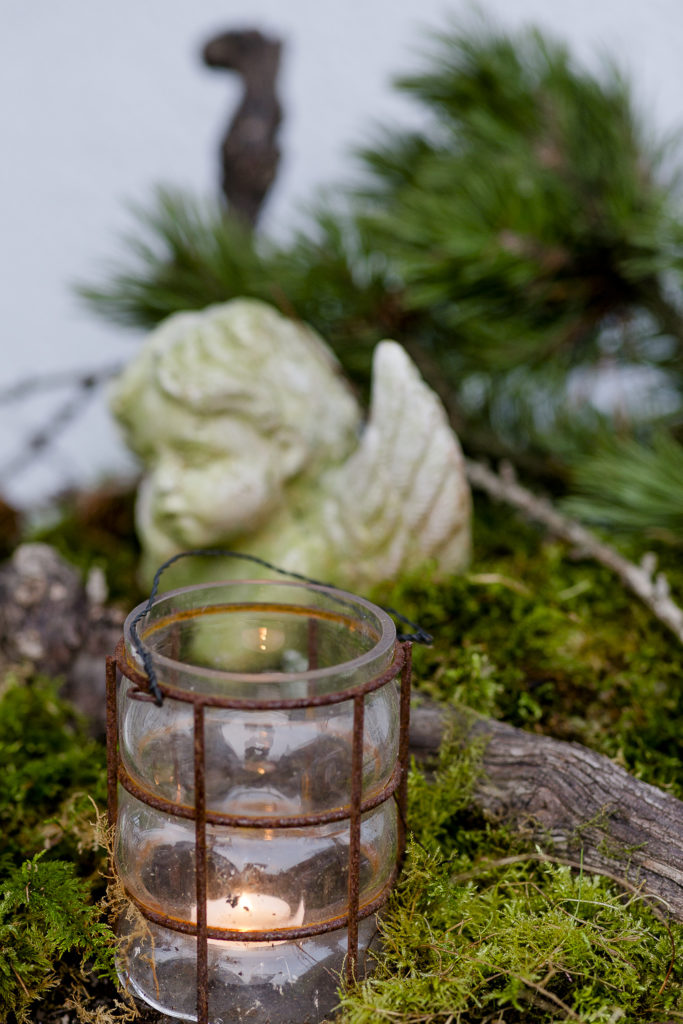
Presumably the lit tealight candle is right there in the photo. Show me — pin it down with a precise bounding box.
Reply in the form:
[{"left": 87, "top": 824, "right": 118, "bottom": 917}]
[
  {"left": 196, "top": 893, "right": 305, "bottom": 948},
  {"left": 241, "top": 625, "right": 286, "bottom": 654}
]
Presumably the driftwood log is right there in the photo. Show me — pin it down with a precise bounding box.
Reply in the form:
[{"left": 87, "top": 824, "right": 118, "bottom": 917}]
[{"left": 410, "top": 702, "right": 683, "bottom": 921}]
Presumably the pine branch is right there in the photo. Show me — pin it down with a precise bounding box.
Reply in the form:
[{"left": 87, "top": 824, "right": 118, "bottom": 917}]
[
  {"left": 564, "top": 432, "right": 683, "bottom": 540},
  {"left": 77, "top": 187, "right": 270, "bottom": 327},
  {"left": 465, "top": 457, "right": 683, "bottom": 645},
  {"left": 76, "top": 20, "right": 683, "bottom": 486}
]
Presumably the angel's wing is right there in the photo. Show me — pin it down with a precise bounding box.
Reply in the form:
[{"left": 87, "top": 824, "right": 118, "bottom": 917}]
[{"left": 324, "top": 341, "right": 471, "bottom": 586}]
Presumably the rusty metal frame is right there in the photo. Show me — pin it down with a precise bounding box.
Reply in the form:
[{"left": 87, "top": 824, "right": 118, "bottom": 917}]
[{"left": 106, "top": 610, "right": 412, "bottom": 1024}]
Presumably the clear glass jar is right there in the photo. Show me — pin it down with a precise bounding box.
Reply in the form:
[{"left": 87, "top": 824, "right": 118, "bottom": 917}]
[{"left": 115, "top": 580, "right": 401, "bottom": 1024}]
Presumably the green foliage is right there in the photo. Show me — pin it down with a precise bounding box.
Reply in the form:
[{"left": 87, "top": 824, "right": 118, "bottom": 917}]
[
  {"left": 335, "top": 740, "right": 683, "bottom": 1023},
  {"left": 0, "top": 676, "right": 116, "bottom": 1021},
  {"left": 366, "top": 25, "right": 683, "bottom": 366},
  {"left": 565, "top": 431, "right": 683, "bottom": 541},
  {"left": 405, "top": 721, "right": 486, "bottom": 854},
  {"left": 79, "top": 187, "right": 270, "bottom": 328},
  {"left": 79, "top": 188, "right": 398, "bottom": 400},
  {"left": 0, "top": 854, "right": 116, "bottom": 1022},
  {"left": 79, "top": 17, "right": 683, "bottom": 474},
  {"left": 0, "top": 674, "right": 107, "bottom": 869},
  {"left": 5, "top": 492, "right": 683, "bottom": 1019}
]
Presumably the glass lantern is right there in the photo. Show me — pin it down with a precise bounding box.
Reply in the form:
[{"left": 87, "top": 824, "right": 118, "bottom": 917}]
[{"left": 106, "top": 579, "right": 412, "bottom": 1024}]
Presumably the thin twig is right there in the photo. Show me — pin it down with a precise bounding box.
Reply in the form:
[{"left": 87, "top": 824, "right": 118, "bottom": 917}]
[
  {"left": 10, "top": 965, "right": 30, "bottom": 999},
  {"left": 466, "top": 572, "right": 532, "bottom": 596},
  {"left": 517, "top": 977, "right": 582, "bottom": 1022},
  {"left": 657, "top": 916, "right": 677, "bottom": 997},
  {"left": 0, "top": 363, "right": 122, "bottom": 484},
  {"left": 465, "top": 457, "right": 683, "bottom": 645},
  {"left": 0, "top": 363, "right": 122, "bottom": 404}
]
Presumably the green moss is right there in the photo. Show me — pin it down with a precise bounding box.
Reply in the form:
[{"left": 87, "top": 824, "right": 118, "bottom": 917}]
[
  {"left": 0, "top": 676, "right": 117, "bottom": 1022},
  {"left": 0, "top": 674, "right": 107, "bottom": 870},
  {"left": 336, "top": 739, "right": 683, "bottom": 1023},
  {"left": 0, "top": 854, "right": 117, "bottom": 1023},
  {"left": 5, "top": 486, "right": 683, "bottom": 1020},
  {"left": 372, "top": 494, "right": 683, "bottom": 796}
]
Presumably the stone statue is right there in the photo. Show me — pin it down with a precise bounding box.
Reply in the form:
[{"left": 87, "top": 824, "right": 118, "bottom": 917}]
[{"left": 110, "top": 299, "right": 471, "bottom": 591}]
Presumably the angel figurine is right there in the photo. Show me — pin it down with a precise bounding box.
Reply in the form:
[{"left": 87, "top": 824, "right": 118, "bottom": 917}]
[{"left": 110, "top": 299, "right": 471, "bottom": 591}]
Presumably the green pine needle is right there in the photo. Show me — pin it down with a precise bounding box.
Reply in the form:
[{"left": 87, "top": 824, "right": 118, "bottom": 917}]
[
  {"left": 565, "top": 431, "right": 683, "bottom": 540},
  {"left": 78, "top": 18, "right": 683, "bottom": 477}
]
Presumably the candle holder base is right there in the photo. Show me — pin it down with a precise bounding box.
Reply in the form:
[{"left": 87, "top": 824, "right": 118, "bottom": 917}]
[{"left": 119, "top": 915, "right": 381, "bottom": 1024}]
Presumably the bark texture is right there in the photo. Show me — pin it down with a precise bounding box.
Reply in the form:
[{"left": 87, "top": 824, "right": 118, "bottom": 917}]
[{"left": 410, "top": 702, "right": 683, "bottom": 921}]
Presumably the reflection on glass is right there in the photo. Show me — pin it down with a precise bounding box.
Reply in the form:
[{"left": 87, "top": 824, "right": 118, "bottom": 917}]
[{"left": 116, "top": 581, "right": 399, "bottom": 1023}]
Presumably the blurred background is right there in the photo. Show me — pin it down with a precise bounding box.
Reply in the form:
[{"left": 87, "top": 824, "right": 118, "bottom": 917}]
[{"left": 2, "top": 0, "right": 683, "bottom": 508}]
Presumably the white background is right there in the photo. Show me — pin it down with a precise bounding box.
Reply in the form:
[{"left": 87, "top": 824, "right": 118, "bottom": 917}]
[{"left": 2, "top": 0, "right": 682, "bottom": 506}]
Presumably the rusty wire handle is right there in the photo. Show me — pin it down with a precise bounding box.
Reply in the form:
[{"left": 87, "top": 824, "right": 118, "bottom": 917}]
[{"left": 128, "top": 548, "right": 433, "bottom": 706}]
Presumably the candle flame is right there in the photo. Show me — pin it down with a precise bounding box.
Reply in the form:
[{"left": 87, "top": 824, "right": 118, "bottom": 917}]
[{"left": 258, "top": 627, "right": 268, "bottom": 651}]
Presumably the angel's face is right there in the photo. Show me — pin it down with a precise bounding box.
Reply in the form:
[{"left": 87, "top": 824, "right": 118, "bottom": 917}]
[{"left": 138, "top": 405, "right": 287, "bottom": 548}]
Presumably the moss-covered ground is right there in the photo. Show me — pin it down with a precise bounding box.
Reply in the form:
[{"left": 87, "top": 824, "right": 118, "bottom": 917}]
[
  {"left": 337, "top": 735, "right": 682, "bottom": 1023},
  {"left": 373, "top": 501, "right": 683, "bottom": 798},
  {"left": 1, "top": 491, "right": 681, "bottom": 1021}
]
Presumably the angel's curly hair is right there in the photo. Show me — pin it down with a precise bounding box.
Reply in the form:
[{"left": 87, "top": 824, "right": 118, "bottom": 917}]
[{"left": 110, "top": 299, "right": 361, "bottom": 475}]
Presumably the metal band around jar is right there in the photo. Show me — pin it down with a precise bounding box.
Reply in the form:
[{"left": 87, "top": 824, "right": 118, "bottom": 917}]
[
  {"left": 117, "top": 756, "right": 405, "bottom": 828},
  {"left": 120, "top": 863, "right": 400, "bottom": 944}
]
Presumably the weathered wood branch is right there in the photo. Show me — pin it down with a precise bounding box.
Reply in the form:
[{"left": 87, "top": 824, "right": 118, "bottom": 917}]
[
  {"left": 465, "top": 457, "right": 683, "bottom": 646},
  {"left": 203, "top": 29, "right": 283, "bottom": 227},
  {"left": 410, "top": 702, "right": 683, "bottom": 921}
]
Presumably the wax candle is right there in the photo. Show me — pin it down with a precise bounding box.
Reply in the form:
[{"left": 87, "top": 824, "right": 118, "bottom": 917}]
[{"left": 202, "top": 892, "right": 305, "bottom": 948}]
